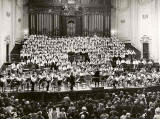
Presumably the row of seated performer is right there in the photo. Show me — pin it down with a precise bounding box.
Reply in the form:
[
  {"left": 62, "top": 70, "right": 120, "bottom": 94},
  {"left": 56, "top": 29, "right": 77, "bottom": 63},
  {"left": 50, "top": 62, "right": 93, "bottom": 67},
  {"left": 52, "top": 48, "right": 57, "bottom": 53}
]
[{"left": 0, "top": 62, "right": 159, "bottom": 92}]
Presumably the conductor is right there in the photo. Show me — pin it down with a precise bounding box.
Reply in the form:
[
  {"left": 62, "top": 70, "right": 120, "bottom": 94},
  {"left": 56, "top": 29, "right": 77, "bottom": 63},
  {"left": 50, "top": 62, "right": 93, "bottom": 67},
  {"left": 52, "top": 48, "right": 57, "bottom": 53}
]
[
  {"left": 94, "top": 70, "right": 100, "bottom": 87},
  {"left": 69, "top": 72, "right": 75, "bottom": 91}
]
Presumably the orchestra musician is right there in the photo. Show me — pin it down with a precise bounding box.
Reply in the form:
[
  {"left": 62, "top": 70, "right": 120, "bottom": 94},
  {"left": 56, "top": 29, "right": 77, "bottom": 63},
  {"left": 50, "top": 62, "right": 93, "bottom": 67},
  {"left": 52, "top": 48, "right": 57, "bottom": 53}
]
[
  {"left": 0, "top": 75, "right": 6, "bottom": 92},
  {"left": 46, "top": 73, "right": 52, "bottom": 91},
  {"left": 57, "top": 74, "right": 63, "bottom": 91}
]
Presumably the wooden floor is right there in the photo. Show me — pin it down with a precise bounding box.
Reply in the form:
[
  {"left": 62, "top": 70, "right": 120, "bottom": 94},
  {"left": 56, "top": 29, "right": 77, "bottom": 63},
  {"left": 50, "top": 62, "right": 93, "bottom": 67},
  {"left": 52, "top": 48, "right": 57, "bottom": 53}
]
[{"left": 3, "top": 82, "right": 147, "bottom": 93}]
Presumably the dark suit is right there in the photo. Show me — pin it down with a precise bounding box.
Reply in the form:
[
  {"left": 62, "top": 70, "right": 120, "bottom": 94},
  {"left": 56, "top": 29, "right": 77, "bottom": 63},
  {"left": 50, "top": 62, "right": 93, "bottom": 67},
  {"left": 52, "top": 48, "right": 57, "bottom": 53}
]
[
  {"left": 94, "top": 70, "right": 100, "bottom": 87},
  {"left": 69, "top": 74, "right": 75, "bottom": 91}
]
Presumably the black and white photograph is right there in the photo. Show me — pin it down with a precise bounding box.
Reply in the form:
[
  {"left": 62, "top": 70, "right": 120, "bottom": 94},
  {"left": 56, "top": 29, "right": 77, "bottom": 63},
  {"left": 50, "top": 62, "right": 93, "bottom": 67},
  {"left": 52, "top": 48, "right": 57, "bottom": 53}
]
[{"left": 0, "top": 0, "right": 160, "bottom": 118}]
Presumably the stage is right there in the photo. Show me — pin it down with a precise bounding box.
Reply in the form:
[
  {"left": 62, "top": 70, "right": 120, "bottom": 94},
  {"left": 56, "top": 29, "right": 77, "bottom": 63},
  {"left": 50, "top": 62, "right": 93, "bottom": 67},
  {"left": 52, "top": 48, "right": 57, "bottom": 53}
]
[{"left": 7, "top": 85, "right": 160, "bottom": 103}]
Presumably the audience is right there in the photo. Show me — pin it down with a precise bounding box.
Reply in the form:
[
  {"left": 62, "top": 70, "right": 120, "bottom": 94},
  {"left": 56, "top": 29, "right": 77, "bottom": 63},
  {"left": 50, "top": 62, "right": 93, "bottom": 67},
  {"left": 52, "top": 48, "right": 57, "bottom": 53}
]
[{"left": 0, "top": 89, "right": 160, "bottom": 119}]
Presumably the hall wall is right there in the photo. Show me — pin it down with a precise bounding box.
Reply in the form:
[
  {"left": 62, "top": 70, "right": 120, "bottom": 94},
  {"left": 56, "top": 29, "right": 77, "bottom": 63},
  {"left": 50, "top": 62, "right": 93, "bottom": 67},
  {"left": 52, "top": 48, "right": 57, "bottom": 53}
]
[
  {"left": 0, "top": 0, "right": 24, "bottom": 67},
  {"left": 112, "top": 0, "right": 160, "bottom": 62}
]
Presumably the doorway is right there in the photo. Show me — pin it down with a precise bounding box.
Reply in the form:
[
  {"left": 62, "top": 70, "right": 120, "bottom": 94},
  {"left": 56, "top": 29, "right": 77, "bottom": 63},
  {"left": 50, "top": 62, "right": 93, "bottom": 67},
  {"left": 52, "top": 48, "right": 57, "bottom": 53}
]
[
  {"left": 6, "top": 43, "right": 9, "bottom": 62},
  {"left": 143, "top": 43, "right": 149, "bottom": 59}
]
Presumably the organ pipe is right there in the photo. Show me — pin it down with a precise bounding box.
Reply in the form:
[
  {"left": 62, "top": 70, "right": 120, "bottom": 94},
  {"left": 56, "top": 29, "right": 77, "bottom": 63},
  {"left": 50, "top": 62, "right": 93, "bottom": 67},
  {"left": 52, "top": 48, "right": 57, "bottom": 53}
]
[{"left": 29, "top": 9, "right": 111, "bottom": 36}]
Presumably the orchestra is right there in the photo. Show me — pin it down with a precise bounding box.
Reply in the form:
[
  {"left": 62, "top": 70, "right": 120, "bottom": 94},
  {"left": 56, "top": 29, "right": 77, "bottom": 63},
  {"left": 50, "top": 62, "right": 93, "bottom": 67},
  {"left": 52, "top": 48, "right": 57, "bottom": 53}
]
[{"left": 0, "top": 35, "right": 158, "bottom": 92}]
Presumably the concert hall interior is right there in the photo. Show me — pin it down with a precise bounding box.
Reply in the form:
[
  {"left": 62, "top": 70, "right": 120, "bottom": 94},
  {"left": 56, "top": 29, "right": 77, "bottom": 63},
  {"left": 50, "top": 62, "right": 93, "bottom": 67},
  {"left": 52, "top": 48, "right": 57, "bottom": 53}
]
[{"left": 1, "top": 0, "right": 160, "bottom": 119}]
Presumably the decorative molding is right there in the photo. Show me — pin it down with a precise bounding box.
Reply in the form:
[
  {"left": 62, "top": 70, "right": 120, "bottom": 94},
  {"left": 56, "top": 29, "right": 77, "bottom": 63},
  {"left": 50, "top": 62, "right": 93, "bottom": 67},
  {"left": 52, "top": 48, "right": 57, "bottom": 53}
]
[
  {"left": 17, "top": 0, "right": 23, "bottom": 7},
  {"left": 6, "top": 12, "right": 11, "bottom": 17},
  {"left": 68, "top": 0, "right": 75, "bottom": 4},
  {"left": 18, "top": 18, "right": 21, "bottom": 22},
  {"left": 119, "top": 0, "right": 129, "bottom": 10},
  {"left": 120, "top": 19, "right": 125, "bottom": 23},
  {"left": 139, "top": 0, "right": 147, "bottom": 4},
  {"left": 139, "top": 0, "right": 153, "bottom": 5},
  {"left": 29, "top": 0, "right": 110, "bottom": 9},
  {"left": 142, "top": 14, "right": 149, "bottom": 19},
  {"left": 118, "top": 36, "right": 131, "bottom": 41},
  {"left": 62, "top": 4, "right": 81, "bottom": 16},
  {"left": 140, "top": 35, "right": 151, "bottom": 43},
  {"left": 4, "top": 35, "right": 10, "bottom": 44}
]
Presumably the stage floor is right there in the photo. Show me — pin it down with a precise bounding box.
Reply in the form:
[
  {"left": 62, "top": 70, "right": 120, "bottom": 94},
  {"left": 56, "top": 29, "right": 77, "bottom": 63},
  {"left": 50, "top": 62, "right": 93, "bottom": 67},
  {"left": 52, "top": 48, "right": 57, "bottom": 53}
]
[{"left": 5, "top": 83, "right": 147, "bottom": 93}]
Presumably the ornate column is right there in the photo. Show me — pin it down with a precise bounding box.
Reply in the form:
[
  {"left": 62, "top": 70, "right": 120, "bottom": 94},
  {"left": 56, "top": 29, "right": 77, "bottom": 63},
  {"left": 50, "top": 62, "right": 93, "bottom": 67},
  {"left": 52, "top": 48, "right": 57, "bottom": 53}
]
[
  {"left": 16, "top": 0, "right": 24, "bottom": 42},
  {"left": 157, "top": 0, "right": 160, "bottom": 63},
  {"left": 0, "top": 0, "right": 3, "bottom": 67}
]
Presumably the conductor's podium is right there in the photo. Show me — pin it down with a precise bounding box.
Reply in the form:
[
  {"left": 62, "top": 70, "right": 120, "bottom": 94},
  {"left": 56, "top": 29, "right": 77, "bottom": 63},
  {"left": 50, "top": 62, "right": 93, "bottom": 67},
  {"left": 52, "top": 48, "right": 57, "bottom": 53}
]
[{"left": 92, "top": 87, "right": 104, "bottom": 91}]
